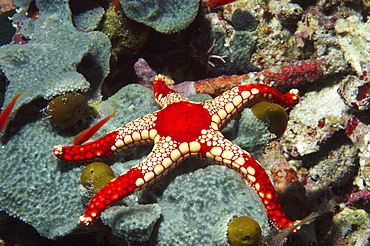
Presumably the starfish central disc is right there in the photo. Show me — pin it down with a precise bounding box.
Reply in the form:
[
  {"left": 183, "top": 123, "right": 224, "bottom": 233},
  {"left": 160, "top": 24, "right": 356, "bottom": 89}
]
[{"left": 155, "top": 101, "right": 211, "bottom": 142}]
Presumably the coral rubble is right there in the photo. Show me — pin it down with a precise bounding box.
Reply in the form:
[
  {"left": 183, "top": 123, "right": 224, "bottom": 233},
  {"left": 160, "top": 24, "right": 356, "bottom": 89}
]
[
  {"left": 332, "top": 207, "right": 370, "bottom": 246},
  {"left": 335, "top": 16, "right": 370, "bottom": 75}
]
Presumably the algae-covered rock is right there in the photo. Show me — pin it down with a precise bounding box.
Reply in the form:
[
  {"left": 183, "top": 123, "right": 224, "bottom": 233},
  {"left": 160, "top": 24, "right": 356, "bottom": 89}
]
[
  {"left": 332, "top": 207, "right": 370, "bottom": 246},
  {"left": 203, "top": 7, "right": 257, "bottom": 75},
  {"left": 335, "top": 16, "right": 370, "bottom": 75},
  {"left": 209, "top": 27, "right": 256, "bottom": 74},
  {"left": 100, "top": 4, "right": 150, "bottom": 56}
]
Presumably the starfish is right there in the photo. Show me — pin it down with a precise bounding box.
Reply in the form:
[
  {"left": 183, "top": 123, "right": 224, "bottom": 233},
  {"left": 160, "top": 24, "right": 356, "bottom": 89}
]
[{"left": 54, "top": 75, "right": 300, "bottom": 230}]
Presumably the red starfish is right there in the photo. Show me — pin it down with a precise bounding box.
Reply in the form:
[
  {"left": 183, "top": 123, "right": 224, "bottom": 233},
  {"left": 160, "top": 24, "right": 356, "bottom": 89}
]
[{"left": 54, "top": 75, "right": 300, "bottom": 230}]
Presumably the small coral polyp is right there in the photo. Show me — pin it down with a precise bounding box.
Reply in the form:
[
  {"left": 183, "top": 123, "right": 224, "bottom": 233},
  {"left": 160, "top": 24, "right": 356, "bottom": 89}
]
[
  {"left": 47, "top": 92, "right": 87, "bottom": 127},
  {"left": 54, "top": 75, "right": 300, "bottom": 231}
]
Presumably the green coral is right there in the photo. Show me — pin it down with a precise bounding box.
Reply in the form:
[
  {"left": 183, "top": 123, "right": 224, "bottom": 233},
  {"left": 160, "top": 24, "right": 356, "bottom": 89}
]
[{"left": 119, "top": 0, "right": 199, "bottom": 33}]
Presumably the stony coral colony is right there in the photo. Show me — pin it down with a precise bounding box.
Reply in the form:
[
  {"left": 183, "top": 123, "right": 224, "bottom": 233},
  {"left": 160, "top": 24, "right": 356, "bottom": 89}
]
[{"left": 0, "top": 0, "right": 370, "bottom": 245}]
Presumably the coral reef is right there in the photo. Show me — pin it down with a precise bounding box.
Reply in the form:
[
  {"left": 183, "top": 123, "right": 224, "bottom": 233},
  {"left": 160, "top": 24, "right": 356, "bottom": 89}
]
[
  {"left": 72, "top": 3, "right": 105, "bottom": 32},
  {"left": 260, "top": 59, "right": 328, "bottom": 87},
  {"left": 231, "top": 8, "right": 258, "bottom": 31},
  {"left": 101, "top": 203, "right": 161, "bottom": 242},
  {"left": 229, "top": 108, "right": 273, "bottom": 158},
  {"left": 335, "top": 15, "right": 370, "bottom": 75},
  {"left": 191, "top": 58, "right": 332, "bottom": 94},
  {"left": 133, "top": 58, "right": 332, "bottom": 97},
  {"left": 267, "top": 0, "right": 303, "bottom": 26},
  {"left": 154, "top": 165, "right": 268, "bottom": 245},
  {"left": 204, "top": 8, "right": 257, "bottom": 74},
  {"left": 0, "top": 0, "right": 15, "bottom": 14},
  {"left": 284, "top": 82, "right": 349, "bottom": 156},
  {"left": 1, "top": 0, "right": 370, "bottom": 245},
  {"left": 309, "top": 144, "right": 358, "bottom": 187},
  {"left": 0, "top": 84, "right": 158, "bottom": 239},
  {"left": 338, "top": 70, "right": 370, "bottom": 111},
  {"left": 0, "top": 115, "right": 84, "bottom": 239},
  {"left": 345, "top": 116, "right": 370, "bottom": 190},
  {"left": 119, "top": 0, "right": 199, "bottom": 34}
]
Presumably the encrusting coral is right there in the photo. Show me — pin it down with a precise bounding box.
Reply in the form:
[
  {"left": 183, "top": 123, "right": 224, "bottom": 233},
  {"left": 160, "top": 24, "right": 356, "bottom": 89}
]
[
  {"left": 335, "top": 16, "right": 370, "bottom": 76},
  {"left": 154, "top": 165, "right": 268, "bottom": 245},
  {"left": 133, "top": 58, "right": 334, "bottom": 98},
  {"left": 119, "top": 0, "right": 199, "bottom": 34}
]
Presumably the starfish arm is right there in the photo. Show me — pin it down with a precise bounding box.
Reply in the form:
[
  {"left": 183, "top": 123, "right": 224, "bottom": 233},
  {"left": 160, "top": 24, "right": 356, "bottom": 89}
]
[
  {"left": 53, "top": 113, "right": 159, "bottom": 162},
  {"left": 79, "top": 166, "right": 145, "bottom": 225},
  {"left": 198, "top": 129, "right": 299, "bottom": 230},
  {"left": 202, "top": 84, "right": 299, "bottom": 130},
  {"left": 80, "top": 136, "right": 198, "bottom": 225},
  {"left": 153, "top": 75, "right": 190, "bottom": 107}
]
